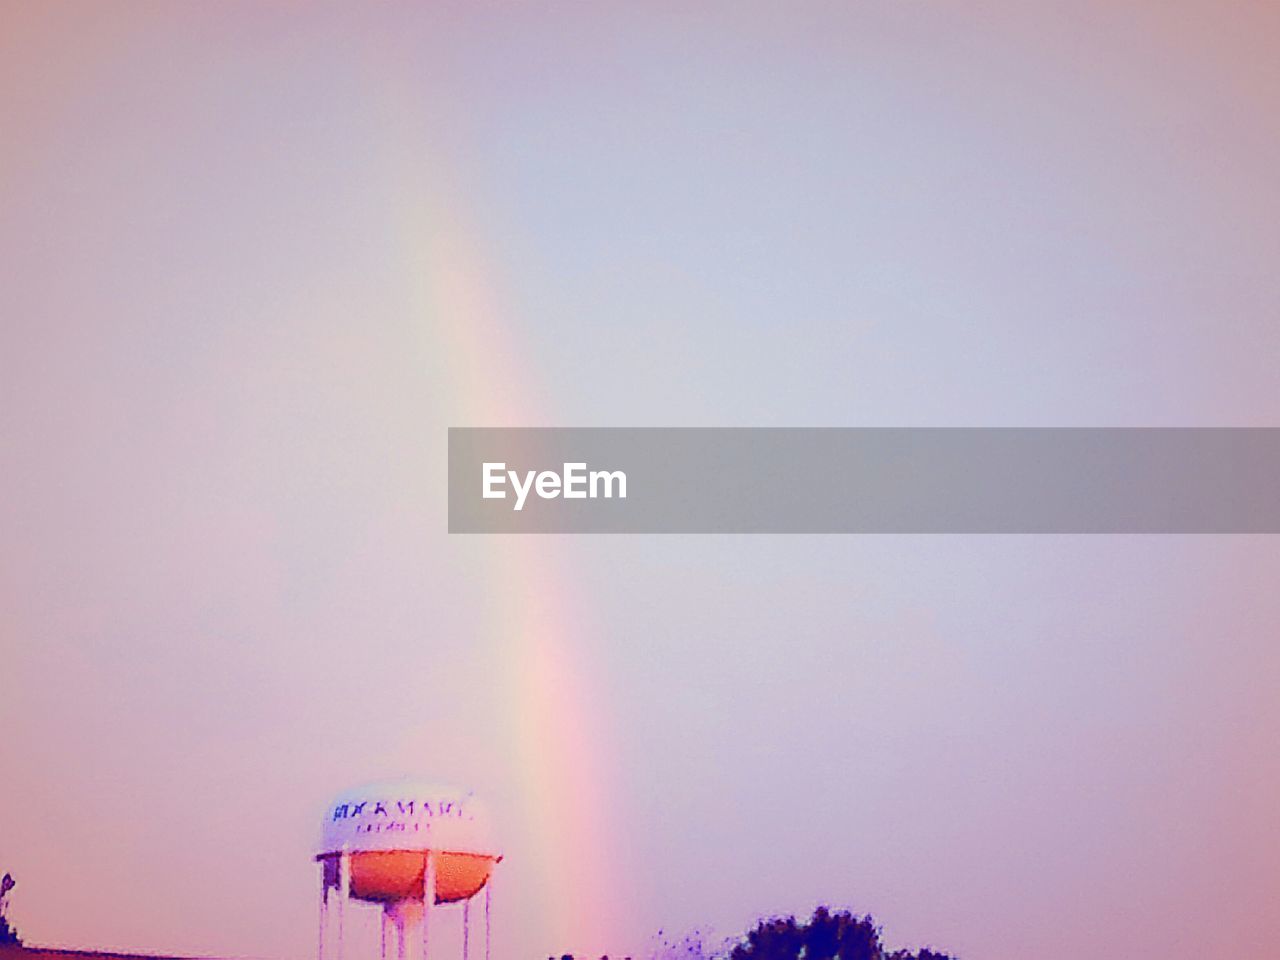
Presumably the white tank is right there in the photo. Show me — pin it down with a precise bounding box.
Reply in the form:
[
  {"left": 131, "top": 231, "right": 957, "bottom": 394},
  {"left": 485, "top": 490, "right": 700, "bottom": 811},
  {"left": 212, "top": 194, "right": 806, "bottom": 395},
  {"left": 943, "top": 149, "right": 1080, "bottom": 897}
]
[{"left": 318, "top": 781, "right": 499, "bottom": 904}]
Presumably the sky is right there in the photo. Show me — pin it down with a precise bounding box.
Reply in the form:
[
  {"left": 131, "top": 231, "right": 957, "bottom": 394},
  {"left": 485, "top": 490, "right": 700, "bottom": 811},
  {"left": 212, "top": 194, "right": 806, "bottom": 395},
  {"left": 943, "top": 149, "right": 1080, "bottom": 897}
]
[{"left": 2, "top": 3, "right": 1280, "bottom": 959}]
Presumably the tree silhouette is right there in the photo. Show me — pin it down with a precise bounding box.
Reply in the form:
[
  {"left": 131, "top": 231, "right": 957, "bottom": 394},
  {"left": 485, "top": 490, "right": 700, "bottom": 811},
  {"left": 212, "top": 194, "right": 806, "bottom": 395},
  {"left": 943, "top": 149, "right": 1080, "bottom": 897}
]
[
  {"left": 555, "top": 905, "right": 956, "bottom": 960},
  {"left": 729, "top": 914, "right": 804, "bottom": 960},
  {"left": 0, "top": 872, "right": 19, "bottom": 946},
  {"left": 727, "top": 906, "right": 955, "bottom": 960}
]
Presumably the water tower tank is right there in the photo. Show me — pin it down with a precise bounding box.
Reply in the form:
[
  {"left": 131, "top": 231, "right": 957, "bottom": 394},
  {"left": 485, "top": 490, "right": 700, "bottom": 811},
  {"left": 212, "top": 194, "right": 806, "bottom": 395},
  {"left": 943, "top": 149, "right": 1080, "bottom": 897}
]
[{"left": 317, "top": 781, "right": 500, "bottom": 904}]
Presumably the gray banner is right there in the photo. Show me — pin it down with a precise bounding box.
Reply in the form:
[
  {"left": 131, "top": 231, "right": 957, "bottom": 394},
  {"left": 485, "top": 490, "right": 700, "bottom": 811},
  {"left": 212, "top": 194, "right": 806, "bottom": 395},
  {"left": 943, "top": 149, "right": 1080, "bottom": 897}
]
[{"left": 448, "top": 428, "right": 1280, "bottom": 533}]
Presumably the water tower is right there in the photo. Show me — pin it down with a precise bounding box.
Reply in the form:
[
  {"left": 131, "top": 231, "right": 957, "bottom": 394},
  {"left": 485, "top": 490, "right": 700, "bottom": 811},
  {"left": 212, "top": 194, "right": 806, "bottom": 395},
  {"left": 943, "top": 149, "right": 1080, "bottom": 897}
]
[{"left": 317, "top": 782, "right": 501, "bottom": 960}]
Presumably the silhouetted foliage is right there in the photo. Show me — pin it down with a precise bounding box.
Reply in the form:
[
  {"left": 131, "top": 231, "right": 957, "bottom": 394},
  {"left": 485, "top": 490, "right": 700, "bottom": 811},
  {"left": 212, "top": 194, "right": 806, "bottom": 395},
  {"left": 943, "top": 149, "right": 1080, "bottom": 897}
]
[
  {"left": 561, "top": 905, "right": 955, "bottom": 960},
  {"left": 730, "top": 907, "right": 882, "bottom": 960},
  {"left": 0, "top": 871, "right": 19, "bottom": 946},
  {"left": 651, "top": 929, "right": 718, "bottom": 960}
]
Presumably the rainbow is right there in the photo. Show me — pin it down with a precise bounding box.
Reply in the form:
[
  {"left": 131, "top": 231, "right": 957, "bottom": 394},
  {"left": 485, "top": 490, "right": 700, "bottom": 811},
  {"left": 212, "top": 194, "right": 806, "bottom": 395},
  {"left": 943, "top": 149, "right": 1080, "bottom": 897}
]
[{"left": 390, "top": 132, "right": 625, "bottom": 955}]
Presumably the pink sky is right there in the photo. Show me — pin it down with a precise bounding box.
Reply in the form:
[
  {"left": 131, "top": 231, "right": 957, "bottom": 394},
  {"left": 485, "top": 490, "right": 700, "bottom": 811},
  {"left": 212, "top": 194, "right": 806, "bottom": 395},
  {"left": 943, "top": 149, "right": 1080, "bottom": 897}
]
[{"left": 3, "top": 4, "right": 1280, "bottom": 959}]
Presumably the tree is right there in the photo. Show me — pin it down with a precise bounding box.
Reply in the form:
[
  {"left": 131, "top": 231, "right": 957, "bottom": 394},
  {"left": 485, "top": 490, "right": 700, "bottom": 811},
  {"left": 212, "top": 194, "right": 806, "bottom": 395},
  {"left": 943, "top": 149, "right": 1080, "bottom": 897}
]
[
  {"left": 726, "top": 906, "right": 955, "bottom": 960},
  {"left": 548, "top": 905, "right": 957, "bottom": 960},
  {"left": 0, "top": 871, "right": 19, "bottom": 945},
  {"left": 730, "top": 915, "right": 801, "bottom": 960}
]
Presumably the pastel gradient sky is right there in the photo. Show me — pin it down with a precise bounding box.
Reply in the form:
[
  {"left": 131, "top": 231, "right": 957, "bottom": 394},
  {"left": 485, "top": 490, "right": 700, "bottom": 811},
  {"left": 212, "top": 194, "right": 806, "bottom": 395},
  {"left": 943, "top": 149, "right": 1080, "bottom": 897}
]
[{"left": 2, "top": 3, "right": 1279, "bottom": 960}]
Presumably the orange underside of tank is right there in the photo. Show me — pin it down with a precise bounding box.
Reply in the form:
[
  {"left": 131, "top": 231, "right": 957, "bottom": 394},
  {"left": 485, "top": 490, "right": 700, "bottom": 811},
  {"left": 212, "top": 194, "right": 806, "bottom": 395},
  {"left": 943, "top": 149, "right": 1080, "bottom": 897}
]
[{"left": 347, "top": 850, "right": 494, "bottom": 904}]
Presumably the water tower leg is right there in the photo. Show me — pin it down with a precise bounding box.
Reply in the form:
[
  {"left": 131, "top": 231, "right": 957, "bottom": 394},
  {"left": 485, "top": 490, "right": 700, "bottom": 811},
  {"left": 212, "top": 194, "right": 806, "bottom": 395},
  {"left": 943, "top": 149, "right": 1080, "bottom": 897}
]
[
  {"left": 396, "top": 910, "right": 406, "bottom": 960},
  {"left": 380, "top": 907, "right": 388, "bottom": 960},
  {"left": 421, "top": 852, "right": 436, "bottom": 960},
  {"left": 318, "top": 866, "right": 329, "bottom": 960},
  {"left": 484, "top": 881, "right": 492, "bottom": 960},
  {"left": 462, "top": 899, "right": 470, "bottom": 960},
  {"left": 338, "top": 847, "right": 351, "bottom": 960}
]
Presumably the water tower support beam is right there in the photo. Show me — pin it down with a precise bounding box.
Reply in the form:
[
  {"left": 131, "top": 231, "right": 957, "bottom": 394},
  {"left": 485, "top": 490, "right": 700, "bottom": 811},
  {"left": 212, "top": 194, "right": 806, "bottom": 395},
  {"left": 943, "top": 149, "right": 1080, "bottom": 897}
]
[
  {"left": 484, "top": 879, "right": 492, "bottom": 960},
  {"left": 337, "top": 847, "right": 351, "bottom": 960},
  {"left": 422, "top": 852, "right": 436, "bottom": 960},
  {"left": 317, "top": 865, "right": 329, "bottom": 960},
  {"left": 462, "top": 898, "right": 470, "bottom": 960}
]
